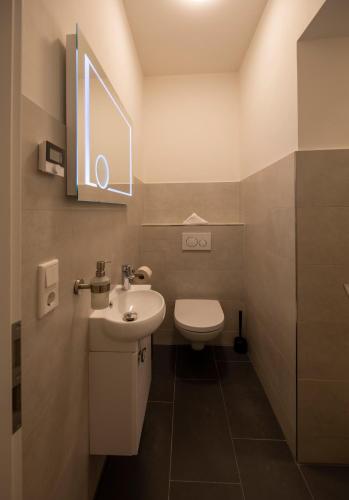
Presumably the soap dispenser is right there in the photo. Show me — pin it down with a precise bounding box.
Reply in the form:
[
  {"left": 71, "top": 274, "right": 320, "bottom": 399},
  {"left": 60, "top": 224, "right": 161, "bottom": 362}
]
[{"left": 90, "top": 260, "right": 111, "bottom": 310}]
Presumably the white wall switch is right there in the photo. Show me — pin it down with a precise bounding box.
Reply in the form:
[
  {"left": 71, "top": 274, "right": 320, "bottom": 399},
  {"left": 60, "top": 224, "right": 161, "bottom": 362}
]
[
  {"left": 37, "top": 259, "right": 59, "bottom": 318},
  {"left": 182, "top": 232, "right": 212, "bottom": 251}
]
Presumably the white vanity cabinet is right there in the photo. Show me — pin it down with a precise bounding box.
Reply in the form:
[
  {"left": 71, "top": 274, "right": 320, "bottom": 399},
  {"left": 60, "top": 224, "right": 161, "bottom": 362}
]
[{"left": 89, "top": 336, "right": 151, "bottom": 456}]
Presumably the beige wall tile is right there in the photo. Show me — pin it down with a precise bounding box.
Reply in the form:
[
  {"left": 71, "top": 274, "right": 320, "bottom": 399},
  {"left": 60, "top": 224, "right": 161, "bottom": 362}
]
[
  {"left": 219, "top": 299, "right": 245, "bottom": 333},
  {"left": 22, "top": 305, "right": 87, "bottom": 500},
  {"left": 141, "top": 225, "right": 244, "bottom": 345},
  {"left": 143, "top": 182, "right": 240, "bottom": 224},
  {"left": 298, "top": 322, "right": 349, "bottom": 381},
  {"left": 22, "top": 97, "right": 70, "bottom": 211},
  {"left": 297, "top": 206, "right": 349, "bottom": 266},
  {"left": 158, "top": 268, "right": 243, "bottom": 302},
  {"left": 22, "top": 209, "right": 75, "bottom": 323},
  {"left": 166, "top": 227, "right": 243, "bottom": 272},
  {"left": 296, "top": 149, "right": 349, "bottom": 465},
  {"left": 296, "top": 150, "right": 349, "bottom": 207},
  {"left": 22, "top": 97, "right": 143, "bottom": 500},
  {"left": 51, "top": 446, "right": 89, "bottom": 500},
  {"left": 298, "top": 379, "right": 349, "bottom": 464},
  {"left": 297, "top": 265, "right": 349, "bottom": 323},
  {"left": 266, "top": 207, "right": 296, "bottom": 261},
  {"left": 246, "top": 309, "right": 297, "bottom": 454},
  {"left": 241, "top": 153, "right": 297, "bottom": 455}
]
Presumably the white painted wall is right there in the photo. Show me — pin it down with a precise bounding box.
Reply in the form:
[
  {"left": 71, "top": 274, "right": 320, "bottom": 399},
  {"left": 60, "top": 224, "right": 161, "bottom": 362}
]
[
  {"left": 141, "top": 1, "right": 331, "bottom": 183},
  {"left": 141, "top": 73, "right": 240, "bottom": 183},
  {"left": 1, "top": 1, "right": 22, "bottom": 499},
  {"left": 22, "top": 0, "right": 333, "bottom": 184},
  {"left": 0, "top": 2, "right": 15, "bottom": 498},
  {"left": 239, "top": 0, "right": 326, "bottom": 178},
  {"left": 21, "top": 0, "right": 144, "bottom": 178},
  {"left": 298, "top": 36, "right": 349, "bottom": 150}
]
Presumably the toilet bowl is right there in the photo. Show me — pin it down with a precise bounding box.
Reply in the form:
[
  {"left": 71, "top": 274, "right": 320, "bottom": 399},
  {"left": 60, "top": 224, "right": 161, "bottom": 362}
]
[{"left": 174, "top": 299, "right": 224, "bottom": 351}]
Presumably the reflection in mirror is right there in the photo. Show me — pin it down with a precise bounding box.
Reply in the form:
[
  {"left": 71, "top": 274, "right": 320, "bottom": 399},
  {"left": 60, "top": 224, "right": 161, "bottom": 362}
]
[{"left": 66, "top": 26, "right": 133, "bottom": 204}]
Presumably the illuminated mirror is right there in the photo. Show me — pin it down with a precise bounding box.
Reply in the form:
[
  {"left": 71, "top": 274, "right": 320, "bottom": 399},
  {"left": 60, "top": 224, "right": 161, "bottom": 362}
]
[{"left": 66, "top": 26, "right": 133, "bottom": 204}]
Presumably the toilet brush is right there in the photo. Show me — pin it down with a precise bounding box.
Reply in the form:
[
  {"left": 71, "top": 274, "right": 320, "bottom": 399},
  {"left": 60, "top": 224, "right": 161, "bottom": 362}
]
[{"left": 234, "top": 310, "right": 248, "bottom": 354}]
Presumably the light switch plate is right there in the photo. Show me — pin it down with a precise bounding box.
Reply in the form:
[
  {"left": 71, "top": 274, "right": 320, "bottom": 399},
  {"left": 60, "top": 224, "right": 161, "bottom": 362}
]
[
  {"left": 37, "top": 259, "right": 59, "bottom": 318},
  {"left": 182, "top": 232, "right": 212, "bottom": 251}
]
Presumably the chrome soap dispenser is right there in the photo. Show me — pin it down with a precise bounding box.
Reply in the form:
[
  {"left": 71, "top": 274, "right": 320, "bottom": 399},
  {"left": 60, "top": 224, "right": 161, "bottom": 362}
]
[
  {"left": 74, "top": 260, "right": 111, "bottom": 309},
  {"left": 91, "top": 261, "right": 111, "bottom": 309}
]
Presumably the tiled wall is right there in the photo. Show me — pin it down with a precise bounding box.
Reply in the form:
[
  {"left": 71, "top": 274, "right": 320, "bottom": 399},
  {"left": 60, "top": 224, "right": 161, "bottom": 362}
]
[
  {"left": 21, "top": 96, "right": 143, "bottom": 500},
  {"left": 141, "top": 224, "right": 244, "bottom": 345},
  {"left": 143, "top": 182, "right": 240, "bottom": 224},
  {"left": 141, "top": 182, "right": 243, "bottom": 345},
  {"left": 296, "top": 150, "right": 349, "bottom": 463},
  {"left": 241, "top": 154, "right": 297, "bottom": 454}
]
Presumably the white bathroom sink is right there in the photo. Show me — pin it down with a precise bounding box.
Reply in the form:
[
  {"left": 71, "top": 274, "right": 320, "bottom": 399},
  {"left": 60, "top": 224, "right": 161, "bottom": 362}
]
[{"left": 89, "top": 285, "right": 166, "bottom": 350}]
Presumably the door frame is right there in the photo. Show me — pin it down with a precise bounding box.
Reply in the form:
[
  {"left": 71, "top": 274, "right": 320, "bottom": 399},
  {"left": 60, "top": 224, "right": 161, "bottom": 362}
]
[{"left": 0, "top": 1, "right": 22, "bottom": 499}]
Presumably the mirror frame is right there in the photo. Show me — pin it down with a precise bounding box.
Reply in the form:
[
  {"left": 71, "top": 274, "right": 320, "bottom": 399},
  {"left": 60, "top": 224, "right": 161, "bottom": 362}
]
[{"left": 66, "top": 26, "right": 133, "bottom": 204}]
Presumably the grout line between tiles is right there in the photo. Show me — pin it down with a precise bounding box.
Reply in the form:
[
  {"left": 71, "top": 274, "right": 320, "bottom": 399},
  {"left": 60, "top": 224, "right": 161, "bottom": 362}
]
[
  {"left": 175, "top": 377, "right": 218, "bottom": 381},
  {"left": 215, "top": 360, "right": 251, "bottom": 364},
  {"left": 148, "top": 400, "right": 174, "bottom": 404},
  {"left": 215, "top": 348, "right": 313, "bottom": 499},
  {"left": 170, "top": 479, "right": 241, "bottom": 485},
  {"left": 214, "top": 356, "right": 246, "bottom": 500},
  {"left": 298, "top": 463, "right": 349, "bottom": 468},
  {"left": 232, "top": 437, "right": 286, "bottom": 442},
  {"left": 167, "top": 346, "right": 177, "bottom": 500}
]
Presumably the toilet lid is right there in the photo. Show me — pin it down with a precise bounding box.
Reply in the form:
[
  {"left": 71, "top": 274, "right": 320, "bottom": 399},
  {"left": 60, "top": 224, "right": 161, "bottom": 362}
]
[{"left": 174, "top": 299, "right": 224, "bottom": 333}]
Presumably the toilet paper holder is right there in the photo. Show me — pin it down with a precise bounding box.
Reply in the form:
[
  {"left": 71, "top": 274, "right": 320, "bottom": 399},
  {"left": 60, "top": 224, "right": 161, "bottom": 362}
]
[{"left": 121, "top": 265, "right": 152, "bottom": 290}]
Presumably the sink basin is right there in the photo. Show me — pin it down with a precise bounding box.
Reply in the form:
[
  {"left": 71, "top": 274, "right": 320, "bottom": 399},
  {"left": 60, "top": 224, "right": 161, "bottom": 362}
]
[{"left": 89, "top": 285, "right": 166, "bottom": 349}]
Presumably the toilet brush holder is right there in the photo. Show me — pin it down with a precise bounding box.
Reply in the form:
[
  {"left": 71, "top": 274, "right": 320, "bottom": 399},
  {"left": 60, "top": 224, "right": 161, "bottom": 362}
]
[{"left": 234, "top": 310, "right": 248, "bottom": 354}]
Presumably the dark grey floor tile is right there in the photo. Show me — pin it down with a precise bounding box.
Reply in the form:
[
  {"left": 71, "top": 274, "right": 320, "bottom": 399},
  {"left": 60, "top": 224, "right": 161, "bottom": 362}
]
[
  {"left": 149, "top": 345, "right": 176, "bottom": 402},
  {"left": 171, "top": 379, "right": 239, "bottom": 483},
  {"left": 214, "top": 346, "right": 249, "bottom": 362},
  {"left": 218, "top": 362, "right": 283, "bottom": 439},
  {"left": 94, "top": 402, "right": 172, "bottom": 500},
  {"left": 176, "top": 345, "right": 218, "bottom": 379},
  {"left": 170, "top": 481, "right": 243, "bottom": 500},
  {"left": 235, "top": 440, "right": 311, "bottom": 500},
  {"left": 300, "top": 465, "right": 349, "bottom": 500}
]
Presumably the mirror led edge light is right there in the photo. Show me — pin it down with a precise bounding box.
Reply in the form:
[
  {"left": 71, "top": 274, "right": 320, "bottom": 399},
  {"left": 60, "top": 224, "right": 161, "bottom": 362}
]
[{"left": 82, "top": 53, "right": 133, "bottom": 197}]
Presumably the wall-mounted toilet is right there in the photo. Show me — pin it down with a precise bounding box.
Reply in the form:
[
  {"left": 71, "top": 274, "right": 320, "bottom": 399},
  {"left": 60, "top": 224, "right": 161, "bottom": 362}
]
[{"left": 174, "top": 299, "right": 224, "bottom": 351}]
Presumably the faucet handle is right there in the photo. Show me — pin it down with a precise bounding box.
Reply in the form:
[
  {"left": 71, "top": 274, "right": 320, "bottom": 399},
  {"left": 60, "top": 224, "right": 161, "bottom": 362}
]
[{"left": 122, "top": 264, "right": 133, "bottom": 274}]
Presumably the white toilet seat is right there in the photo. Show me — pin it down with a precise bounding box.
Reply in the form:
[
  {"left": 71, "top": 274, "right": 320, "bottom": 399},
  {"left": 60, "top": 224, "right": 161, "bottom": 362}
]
[
  {"left": 174, "top": 299, "right": 224, "bottom": 333},
  {"left": 174, "top": 300, "right": 224, "bottom": 349}
]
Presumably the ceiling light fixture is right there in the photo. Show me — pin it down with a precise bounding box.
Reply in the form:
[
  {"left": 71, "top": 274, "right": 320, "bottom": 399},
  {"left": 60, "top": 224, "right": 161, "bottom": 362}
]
[
  {"left": 176, "top": 0, "right": 219, "bottom": 12},
  {"left": 180, "top": 0, "right": 216, "bottom": 5}
]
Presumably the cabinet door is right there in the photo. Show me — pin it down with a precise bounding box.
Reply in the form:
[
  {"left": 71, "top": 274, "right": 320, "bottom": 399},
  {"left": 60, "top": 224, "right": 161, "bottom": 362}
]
[
  {"left": 136, "top": 336, "right": 152, "bottom": 448},
  {"left": 89, "top": 351, "right": 138, "bottom": 455}
]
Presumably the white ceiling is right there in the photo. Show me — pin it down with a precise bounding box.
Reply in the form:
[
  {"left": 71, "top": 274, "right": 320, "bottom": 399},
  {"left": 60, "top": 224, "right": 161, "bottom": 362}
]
[{"left": 123, "top": 0, "right": 268, "bottom": 76}]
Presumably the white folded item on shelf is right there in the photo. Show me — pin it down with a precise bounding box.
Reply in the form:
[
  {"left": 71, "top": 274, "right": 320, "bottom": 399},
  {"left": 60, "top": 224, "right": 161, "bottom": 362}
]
[{"left": 183, "top": 212, "right": 209, "bottom": 225}]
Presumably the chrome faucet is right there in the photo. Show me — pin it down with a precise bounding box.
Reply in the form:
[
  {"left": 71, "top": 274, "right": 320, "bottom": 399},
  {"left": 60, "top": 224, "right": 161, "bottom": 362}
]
[
  {"left": 121, "top": 264, "right": 144, "bottom": 290},
  {"left": 122, "top": 264, "right": 134, "bottom": 290}
]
